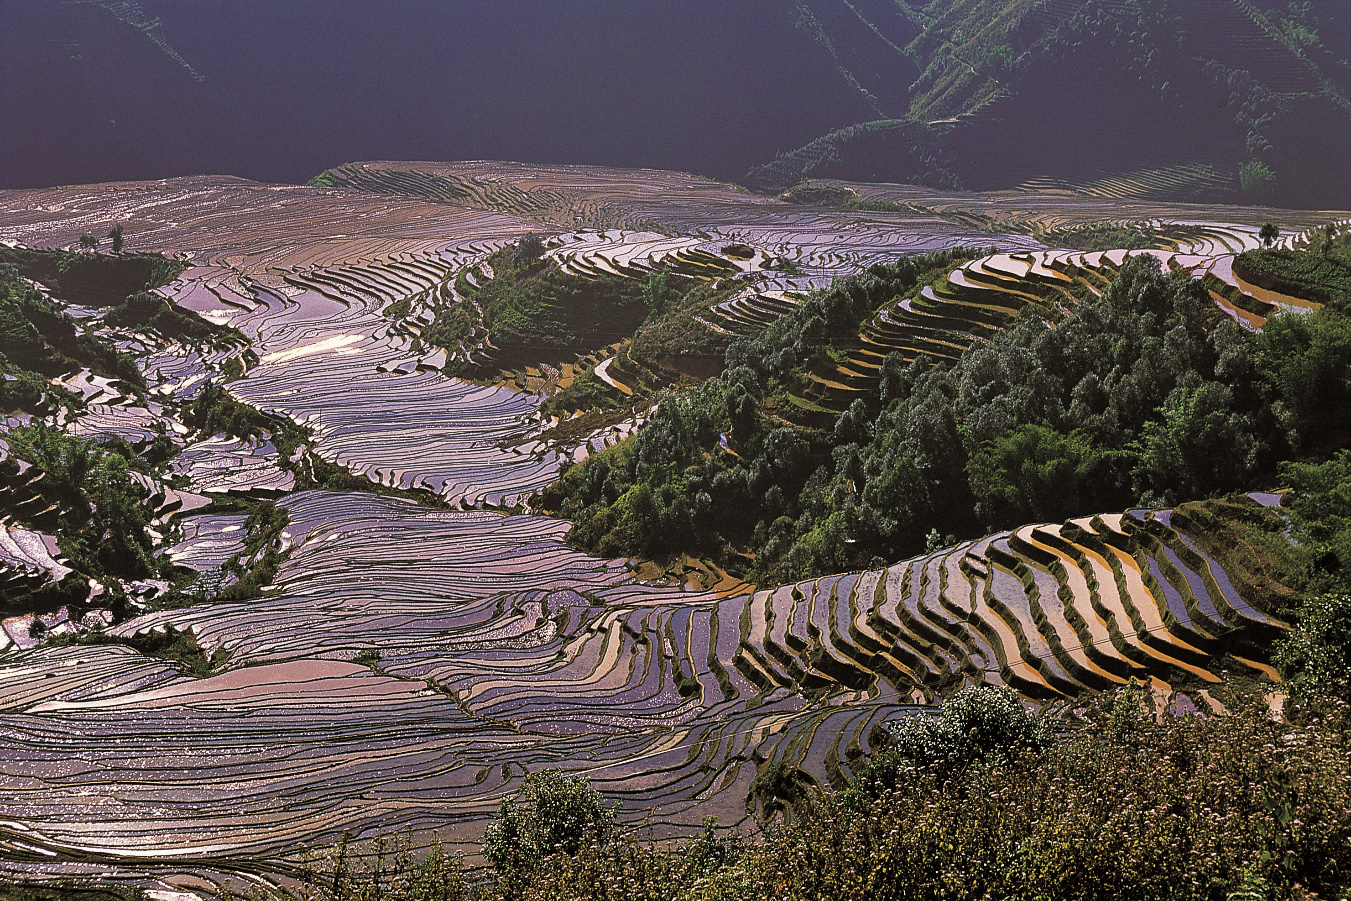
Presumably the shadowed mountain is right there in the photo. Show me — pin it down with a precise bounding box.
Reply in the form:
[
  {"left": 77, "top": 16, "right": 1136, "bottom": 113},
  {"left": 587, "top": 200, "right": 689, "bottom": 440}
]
[
  {"left": 3, "top": 0, "right": 1349, "bottom": 208},
  {"left": 748, "top": 0, "right": 1351, "bottom": 208},
  {"left": 1, "top": 0, "right": 876, "bottom": 188}
]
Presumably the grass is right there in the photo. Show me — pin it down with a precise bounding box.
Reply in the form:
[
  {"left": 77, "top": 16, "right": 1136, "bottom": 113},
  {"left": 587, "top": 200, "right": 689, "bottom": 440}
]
[{"left": 1169, "top": 494, "right": 1306, "bottom": 620}]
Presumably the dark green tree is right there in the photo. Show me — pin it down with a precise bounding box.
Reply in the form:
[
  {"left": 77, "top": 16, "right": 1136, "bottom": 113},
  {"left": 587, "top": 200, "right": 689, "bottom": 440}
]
[
  {"left": 483, "top": 771, "right": 615, "bottom": 878},
  {"left": 1239, "top": 160, "right": 1277, "bottom": 197},
  {"left": 508, "top": 234, "right": 545, "bottom": 269},
  {"left": 1258, "top": 310, "right": 1351, "bottom": 456},
  {"left": 967, "top": 424, "right": 1121, "bottom": 527}
]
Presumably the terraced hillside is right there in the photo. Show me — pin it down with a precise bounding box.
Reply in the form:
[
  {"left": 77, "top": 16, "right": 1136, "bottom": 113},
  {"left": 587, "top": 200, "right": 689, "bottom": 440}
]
[
  {"left": 0, "top": 164, "right": 1345, "bottom": 897},
  {"left": 738, "top": 502, "right": 1287, "bottom": 703},
  {"left": 797, "top": 226, "right": 1327, "bottom": 413}
]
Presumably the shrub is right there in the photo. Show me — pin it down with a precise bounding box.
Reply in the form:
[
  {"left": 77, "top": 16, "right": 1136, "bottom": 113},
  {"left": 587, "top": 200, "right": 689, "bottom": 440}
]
[
  {"left": 509, "top": 235, "right": 545, "bottom": 269},
  {"left": 1276, "top": 592, "right": 1351, "bottom": 704},
  {"left": 1239, "top": 160, "right": 1277, "bottom": 197},
  {"left": 866, "top": 685, "right": 1052, "bottom": 783},
  {"left": 483, "top": 771, "right": 616, "bottom": 876}
]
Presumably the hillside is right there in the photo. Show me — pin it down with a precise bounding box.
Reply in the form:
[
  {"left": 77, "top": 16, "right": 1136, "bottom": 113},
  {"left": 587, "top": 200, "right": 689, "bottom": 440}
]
[
  {"left": 1, "top": 165, "right": 1349, "bottom": 898},
  {"left": 0, "top": 0, "right": 876, "bottom": 188},
  {"left": 747, "top": 0, "right": 1351, "bottom": 208},
  {"left": 6, "top": 1, "right": 1350, "bottom": 209}
]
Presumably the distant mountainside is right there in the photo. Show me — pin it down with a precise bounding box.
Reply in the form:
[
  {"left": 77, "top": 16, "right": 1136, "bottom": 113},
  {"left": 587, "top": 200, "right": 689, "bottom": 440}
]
[
  {"left": 748, "top": 0, "right": 1351, "bottom": 208},
  {"left": 0, "top": 0, "right": 876, "bottom": 188},
  {"left": 3, "top": 0, "right": 1350, "bottom": 207}
]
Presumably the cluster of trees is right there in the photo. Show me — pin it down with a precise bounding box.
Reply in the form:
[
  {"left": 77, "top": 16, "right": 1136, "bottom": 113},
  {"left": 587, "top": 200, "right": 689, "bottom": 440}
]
[
  {"left": 544, "top": 251, "right": 1351, "bottom": 584},
  {"left": 183, "top": 381, "right": 286, "bottom": 444},
  {"left": 1265, "top": 448, "right": 1351, "bottom": 704},
  {"left": 0, "top": 258, "right": 142, "bottom": 403},
  {"left": 1039, "top": 221, "right": 1163, "bottom": 251},
  {"left": 2, "top": 425, "right": 160, "bottom": 614}
]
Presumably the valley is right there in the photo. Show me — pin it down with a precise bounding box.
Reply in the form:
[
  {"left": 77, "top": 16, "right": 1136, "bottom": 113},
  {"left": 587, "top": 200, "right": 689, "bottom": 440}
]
[{"left": 1, "top": 163, "right": 1346, "bottom": 897}]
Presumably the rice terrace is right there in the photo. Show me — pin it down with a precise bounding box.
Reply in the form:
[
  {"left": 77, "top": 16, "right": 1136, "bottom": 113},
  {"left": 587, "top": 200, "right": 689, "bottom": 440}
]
[{"left": 4, "top": 2, "right": 1351, "bottom": 900}]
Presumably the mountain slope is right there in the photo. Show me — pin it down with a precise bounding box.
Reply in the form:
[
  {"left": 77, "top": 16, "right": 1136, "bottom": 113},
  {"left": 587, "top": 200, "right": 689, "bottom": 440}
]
[
  {"left": 0, "top": 0, "right": 878, "bottom": 188},
  {"left": 749, "top": 0, "right": 1351, "bottom": 208}
]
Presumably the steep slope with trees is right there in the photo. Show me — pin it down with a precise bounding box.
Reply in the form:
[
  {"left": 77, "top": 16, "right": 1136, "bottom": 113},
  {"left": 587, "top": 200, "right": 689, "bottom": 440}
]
[{"left": 542, "top": 243, "right": 1351, "bottom": 585}]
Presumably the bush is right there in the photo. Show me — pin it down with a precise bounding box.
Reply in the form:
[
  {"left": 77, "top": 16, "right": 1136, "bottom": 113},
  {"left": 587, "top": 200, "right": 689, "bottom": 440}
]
[
  {"left": 509, "top": 235, "right": 545, "bottom": 269},
  {"left": 483, "top": 771, "right": 616, "bottom": 876},
  {"left": 1277, "top": 593, "right": 1351, "bottom": 704},
  {"left": 860, "top": 685, "right": 1052, "bottom": 790},
  {"left": 1239, "top": 159, "right": 1277, "bottom": 197}
]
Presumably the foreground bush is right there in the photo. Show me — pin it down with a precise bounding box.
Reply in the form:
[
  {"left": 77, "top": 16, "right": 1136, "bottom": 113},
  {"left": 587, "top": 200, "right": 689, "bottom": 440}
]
[
  {"left": 212, "top": 686, "right": 1351, "bottom": 901},
  {"left": 483, "top": 770, "right": 616, "bottom": 883}
]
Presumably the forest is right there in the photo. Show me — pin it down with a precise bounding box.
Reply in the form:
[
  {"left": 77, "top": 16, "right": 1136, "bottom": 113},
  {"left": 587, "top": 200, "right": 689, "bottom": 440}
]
[{"left": 542, "top": 249, "right": 1351, "bottom": 586}]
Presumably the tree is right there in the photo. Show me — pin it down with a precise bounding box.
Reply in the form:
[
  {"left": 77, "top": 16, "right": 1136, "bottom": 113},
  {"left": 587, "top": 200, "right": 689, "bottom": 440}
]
[
  {"left": 1239, "top": 160, "right": 1277, "bottom": 198},
  {"left": 77, "top": 233, "right": 99, "bottom": 251},
  {"left": 90, "top": 451, "right": 155, "bottom": 577},
  {"left": 967, "top": 423, "right": 1122, "bottom": 527},
  {"left": 508, "top": 234, "right": 545, "bottom": 269},
  {"left": 108, "top": 224, "right": 125, "bottom": 253},
  {"left": 1279, "top": 450, "right": 1351, "bottom": 588},
  {"left": 884, "top": 685, "right": 1051, "bottom": 771},
  {"left": 1258, "top": 310, "right": 1351, "bottom": 456},
  {"left": 1259, "top": 222, "right": 1279, "bottom": 248},
  {"left": 1313, "top": 223, "right": 1339, "bottom": 258},
  {"left": 482, "top": 771, "right": 615, "bottom": 876},
  {"left": 641, "top": 266, "right": 675, "bottom": 314},
  {"left": 850, "top": 686, "right": 1052, "bottom": 799},
  {"left": 1132, "top": 384, "right": 1262, "bottom": 504}
]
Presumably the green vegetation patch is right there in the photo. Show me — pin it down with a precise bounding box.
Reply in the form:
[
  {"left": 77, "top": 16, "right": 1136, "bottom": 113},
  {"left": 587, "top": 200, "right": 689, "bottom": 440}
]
[
  {"left": 1233, "top": 231, "right": 1351, "bottom": 311},
  {"left": 4, "top": 426, "right": 160, "bottom": 591},
  {"left": 540, "top": 370, "right": 631, "bottom": 418},
  {"left": 103, "top": 290, "right": 244, "bottom": 347},
  {"left": 0, "top": 258, "right": 142, "bottom": 396},
  {"left": 72, "top": 625, "right": 230, "bottom": 677},
  {"left": 432, "top": 241, "right": 649, "bottom": 377},
  {"left": 541, "top": 249, "right": 1351, "bottom": 586},
  {"left": 218, "top": 500, "right": 291, "bottom": 601},
  {"left": 1038, "top": 222, "right": 1163, "bottom": 251},
  {"left": 0, "top": 247, "right": 182, "bottom": 308}
]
